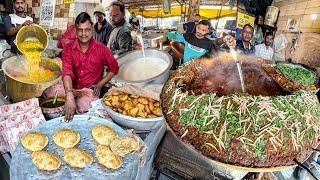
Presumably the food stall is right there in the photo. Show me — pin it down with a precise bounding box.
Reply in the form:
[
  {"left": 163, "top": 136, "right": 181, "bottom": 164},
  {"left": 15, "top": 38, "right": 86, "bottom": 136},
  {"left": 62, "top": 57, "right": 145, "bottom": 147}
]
[{"left": 0, "top": 0, "right": 320, "bottom": 180}]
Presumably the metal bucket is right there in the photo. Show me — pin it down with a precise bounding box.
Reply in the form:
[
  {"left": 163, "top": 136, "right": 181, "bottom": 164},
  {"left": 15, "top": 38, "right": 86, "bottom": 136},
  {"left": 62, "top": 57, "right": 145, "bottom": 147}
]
[
  {"left": 264, "top": 6, "right": 280, "bottom": 27},
  {"left": 15, "top": 24, "right": 48, "bottom": 52},
  {"left": 1, "top": 56, "right": 61, "bottom": 102},
  {"left": 143, "top": 33, "right": 163, "bottom": 48},
  {"left": 112, "top": 49, "right": 173, "bottom": 87}
]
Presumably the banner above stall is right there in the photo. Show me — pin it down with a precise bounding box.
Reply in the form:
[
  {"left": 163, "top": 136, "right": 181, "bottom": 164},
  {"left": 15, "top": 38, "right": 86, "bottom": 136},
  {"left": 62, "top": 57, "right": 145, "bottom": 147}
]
[
  {"left": 64, "top": 0, "right": 74, "bottom": 4},
  {"left": 129, "top": 6, "right": 236, "bottom": 19},
  {"left": 236, "top": 11, "right": 255, "bottom": 29}
]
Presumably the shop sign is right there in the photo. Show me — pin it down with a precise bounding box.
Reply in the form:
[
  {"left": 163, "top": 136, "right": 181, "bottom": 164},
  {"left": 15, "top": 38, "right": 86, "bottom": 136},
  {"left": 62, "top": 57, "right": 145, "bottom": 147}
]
[
  {"left": 64, "top": 0, "right": 75, "bottom": 4},
  {"left": 39, "top": 0, "right": 56, "bottom": 27},
  {"left": 163, "top": 0, "right": 171, "bottom": 14},
  {"left": 237, "top": 12, "right": 255, "bottom": 29}
]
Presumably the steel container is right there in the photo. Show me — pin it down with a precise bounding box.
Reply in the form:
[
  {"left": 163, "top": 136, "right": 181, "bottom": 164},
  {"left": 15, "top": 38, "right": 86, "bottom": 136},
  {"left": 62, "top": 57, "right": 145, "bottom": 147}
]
[
  {"left": 16, "top": 24, "right": 48, "bottom": 52},
  {"left": 102, "top": 94, "right": 164, "bottom": 131},
  {"left": 1, "top": 56, "right": 61, "bottom": 102},
  {"left": 112, "top": 49, "right": 172, "bottom": 87}
]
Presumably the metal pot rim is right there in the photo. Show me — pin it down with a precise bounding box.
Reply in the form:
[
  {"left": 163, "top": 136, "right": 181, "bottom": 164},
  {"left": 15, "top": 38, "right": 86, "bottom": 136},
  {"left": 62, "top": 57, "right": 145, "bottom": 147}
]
[
  {"left": 1, "top": 56, "right": 62, "bottom": 85},
  {"left": 116, "top": 49, "right": 172, "bottom": 84},
  {"left": 40, "top": 97, "right": 66, "bottom": 106}
]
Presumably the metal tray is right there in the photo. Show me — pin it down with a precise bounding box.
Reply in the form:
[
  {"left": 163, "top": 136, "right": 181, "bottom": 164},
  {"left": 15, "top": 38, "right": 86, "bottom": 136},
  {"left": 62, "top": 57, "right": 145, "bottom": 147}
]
[{"left": 10, "top": 115, "right": 139, "bottom": 180}]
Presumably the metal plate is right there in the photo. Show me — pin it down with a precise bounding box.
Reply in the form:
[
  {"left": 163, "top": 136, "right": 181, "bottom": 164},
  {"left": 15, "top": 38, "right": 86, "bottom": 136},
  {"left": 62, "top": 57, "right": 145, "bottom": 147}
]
[{"left": 10, "top": 115, "right": 139, "bottom": 180}]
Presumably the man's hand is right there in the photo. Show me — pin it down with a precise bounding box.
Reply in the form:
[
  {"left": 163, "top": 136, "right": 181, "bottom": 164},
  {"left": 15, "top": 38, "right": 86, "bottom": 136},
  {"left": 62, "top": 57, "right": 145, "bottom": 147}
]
[
  {"left": 93, "top": 72, "right": 115, "bottom": 97},
  {"left": 64, "top": 94, "right": 76, "bottom": 122},
  {"left": 261, "top": 59, "right": 273, "bottom": 64},
  {"left": 22, "top": 20, "right": 32, "bottom": 26},
  {"left": 223, "top": 35, "right": 236, "bottom": 48},
  {"left": 91, "top": 84, "right": 102, "bottom": 97},
  {"left": 73, "top": 90, "right": 89, "bottom": 98},
  {"left": 162, "top": 29, "right": 169, "bottom": 42}
]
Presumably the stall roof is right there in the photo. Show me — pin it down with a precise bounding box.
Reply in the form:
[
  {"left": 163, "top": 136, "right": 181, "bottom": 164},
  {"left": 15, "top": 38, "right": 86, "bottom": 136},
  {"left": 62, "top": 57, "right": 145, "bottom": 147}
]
[
  {"left": 129, "top": 6, "right": 236, "bottom": 19},
  {"left": 120, "top": 0, "right": 232, "bottom": 8},
  {"left": 122, "top": 0, "right": 236, "bottom": 19}
]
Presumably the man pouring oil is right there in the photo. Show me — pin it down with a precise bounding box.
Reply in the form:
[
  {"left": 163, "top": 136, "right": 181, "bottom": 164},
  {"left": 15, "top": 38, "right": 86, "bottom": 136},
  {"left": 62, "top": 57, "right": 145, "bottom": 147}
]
[
  {"left": 4, "top": 0, "right": 33, "bottom": 54},
  {"left": 62, "top": 12, "right": 119, "bottom": 121}
]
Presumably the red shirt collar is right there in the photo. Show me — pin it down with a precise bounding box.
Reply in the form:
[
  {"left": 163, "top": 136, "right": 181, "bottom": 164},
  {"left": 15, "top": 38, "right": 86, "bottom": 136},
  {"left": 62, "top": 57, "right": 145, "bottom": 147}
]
[{"left": 72, "top": 39, "right": 96, "bottom": 53}]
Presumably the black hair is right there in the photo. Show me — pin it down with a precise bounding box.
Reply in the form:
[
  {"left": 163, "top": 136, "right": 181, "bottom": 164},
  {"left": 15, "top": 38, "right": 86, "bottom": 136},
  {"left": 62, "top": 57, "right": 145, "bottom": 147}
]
[
  {"left": 198, "top": 20, "right": 212, "bottom": 29},
  {"left": 265, "top": 32, "right": 274, "bottom": 38},
  {"left": 110, "top": 1, "right": 125, "bottom": 13},
  {"left": 243, "top": 24, "right": 254, "bottom": 31},
  {"left": 94, "top": 12, "right": 105, "bottom": 16},
  {"left": 75, "top": 12, "right": 93, "bottom": 25},
  {"left": 13, "top": 0, "right": 25, "bottom": 3}
]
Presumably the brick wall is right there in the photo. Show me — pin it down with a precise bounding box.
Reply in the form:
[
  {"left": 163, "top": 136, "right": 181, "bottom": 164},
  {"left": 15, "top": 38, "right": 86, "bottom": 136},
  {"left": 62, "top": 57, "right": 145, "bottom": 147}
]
[
  {"left": 273, "top": 0, "right": 320, "bottom": 33},
  {"left": 25, "top": 0, "right": 99, "bottom": 39},
  {"left": 272, "top": 0, "right": 320, "bottom": 69}
]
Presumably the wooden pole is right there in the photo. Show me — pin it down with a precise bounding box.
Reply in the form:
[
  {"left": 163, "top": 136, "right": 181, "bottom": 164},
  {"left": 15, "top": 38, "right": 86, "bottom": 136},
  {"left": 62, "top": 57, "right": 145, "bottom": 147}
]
[{"left": 187, "top": 0, "right": 200, "bottom": 21}]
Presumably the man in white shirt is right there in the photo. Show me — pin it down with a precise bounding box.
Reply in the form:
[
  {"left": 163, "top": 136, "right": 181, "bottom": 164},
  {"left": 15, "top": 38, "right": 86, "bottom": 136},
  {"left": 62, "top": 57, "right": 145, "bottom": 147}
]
[
  {"left": 255, "top": 32, "right": 274, "bottom": 61},
  {"left": 129, "top": 12, "right": 140, "bottom": 30},
  {"left": 4, "top": 0, "right": 33, "bottom": 54}
]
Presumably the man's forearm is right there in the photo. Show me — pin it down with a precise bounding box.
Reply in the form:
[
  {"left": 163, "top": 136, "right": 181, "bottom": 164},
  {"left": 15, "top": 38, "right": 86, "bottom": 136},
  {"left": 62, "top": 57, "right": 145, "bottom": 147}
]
[
  {"left": 215, "top": 37, "right": 224, "bottom": 46},
  {"left": 63, "top": 76, "right": 74, "bottom": 97},
  {"left": 97, "top": 72, "right": 116, "bottom": 87},
  {"left": 7, "top": 26, "right": 21, "bottom": 36},
  {"left": 167, "top": 32, "right": 184, "bottom": 43},
  {"left": 63, "top": 75, "right": 76, "bottom": 121}
]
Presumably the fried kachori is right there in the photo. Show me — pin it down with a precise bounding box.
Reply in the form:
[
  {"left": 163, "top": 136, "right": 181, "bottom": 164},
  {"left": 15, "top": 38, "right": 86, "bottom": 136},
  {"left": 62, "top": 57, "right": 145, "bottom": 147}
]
[
  {"left": 21, "top": 132, "right": 48, "bottom": 151},
  {"left": 96, "top": 145, "right": 123, "bottom": 170},
  {"left": 53, "top": 129, "right": 80, "bottom": 149},
  {"left": 63, "top": 148, "right": 93, "bottom": 168},
  {"left": 92, "top": 125, "right": 118, "bottom": 146},
  {"left": 110, "top": 137, "right": 139, "bottom": 157},
  {"left": 31, "top": 151, "right": 61, "bottom": 171},
  {"left": 103, "top": 91, "right": 162, "bottom": 118}
]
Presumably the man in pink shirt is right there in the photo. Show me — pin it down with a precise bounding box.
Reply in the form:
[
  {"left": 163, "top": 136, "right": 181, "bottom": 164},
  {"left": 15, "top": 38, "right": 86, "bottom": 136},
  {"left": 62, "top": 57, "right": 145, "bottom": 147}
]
[{"left": 62, "top": 12, "right": 119, "bottom": 121}]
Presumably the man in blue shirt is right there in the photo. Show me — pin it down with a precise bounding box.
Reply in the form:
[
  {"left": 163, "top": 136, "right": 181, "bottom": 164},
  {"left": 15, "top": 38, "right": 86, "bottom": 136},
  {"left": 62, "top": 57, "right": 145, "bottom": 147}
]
[{"left": 167, "top": 20, "right": 235, "bottom": 63}]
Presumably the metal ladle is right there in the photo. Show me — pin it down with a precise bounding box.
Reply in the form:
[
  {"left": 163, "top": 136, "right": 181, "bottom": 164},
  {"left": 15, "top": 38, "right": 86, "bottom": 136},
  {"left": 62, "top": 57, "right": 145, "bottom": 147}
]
[{"left": 52, "top": 90, "right": 59, "bottom": 104}]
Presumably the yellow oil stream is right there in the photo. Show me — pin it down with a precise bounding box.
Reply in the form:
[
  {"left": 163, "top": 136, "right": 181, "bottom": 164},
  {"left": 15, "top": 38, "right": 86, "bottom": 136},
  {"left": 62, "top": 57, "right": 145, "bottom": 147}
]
[{"left": 17, "top": 40, "right": 57, "bottom": 83}]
